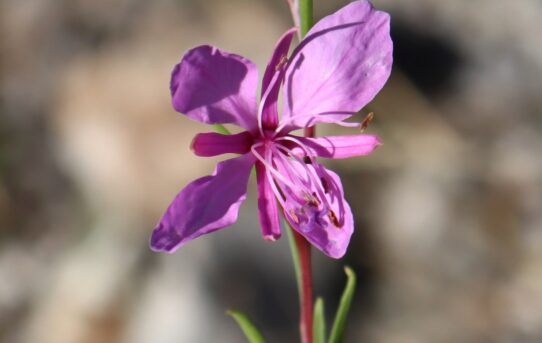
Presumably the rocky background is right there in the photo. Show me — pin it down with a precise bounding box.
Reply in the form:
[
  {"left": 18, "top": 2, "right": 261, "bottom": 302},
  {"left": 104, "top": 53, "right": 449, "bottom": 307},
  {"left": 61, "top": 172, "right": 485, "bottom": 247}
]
[{"left": 1, "top": 0, "right": 541, "bottom": 342}]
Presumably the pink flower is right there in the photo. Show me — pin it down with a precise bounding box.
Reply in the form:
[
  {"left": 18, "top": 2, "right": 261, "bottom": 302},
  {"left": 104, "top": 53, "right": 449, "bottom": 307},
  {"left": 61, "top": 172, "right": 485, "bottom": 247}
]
[{"left": 150, "top": 0, "right": 392, "bottom": 258}]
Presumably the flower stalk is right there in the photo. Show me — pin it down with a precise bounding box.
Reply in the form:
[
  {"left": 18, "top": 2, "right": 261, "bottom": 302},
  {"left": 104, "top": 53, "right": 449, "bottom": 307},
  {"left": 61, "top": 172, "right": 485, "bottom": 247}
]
[
  {"left": 150, "top": 1, "right": 393, "bottom": 340},
  {"left": 294, "top": 2, "right": 314, "bottom": 343},
  {"left": 293, "top": 228, "right": 313, "bottom": 343}
]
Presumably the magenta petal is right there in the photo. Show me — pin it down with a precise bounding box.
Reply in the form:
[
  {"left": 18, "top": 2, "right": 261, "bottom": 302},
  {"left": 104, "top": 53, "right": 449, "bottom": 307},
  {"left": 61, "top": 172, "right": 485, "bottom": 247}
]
[
  {"left": 150, "top": 153, "right": 255, "bottom": 252},
  {"left": 255, "top": 161, "right": 282, "bottom": 241},
  {"left": 283, "top": 163, "right": 354, "bottom": 259},
  {"left": 291, "top": 134, "right": 382, "bottom": 159},
  {"left": 191, "top": 131, "right": 254, "bottom": 157},
  {"left": 281, "top": 0, "right": 393, "bottom": 129},
  {"left": 171, "top": 45, "right": 259, "bottom": 131},
  {"left": 262, "top": 28, "right": 297, "bottom": 94},
  {"left": 260, "top": 28, "right": 297, "bottom": 131}
]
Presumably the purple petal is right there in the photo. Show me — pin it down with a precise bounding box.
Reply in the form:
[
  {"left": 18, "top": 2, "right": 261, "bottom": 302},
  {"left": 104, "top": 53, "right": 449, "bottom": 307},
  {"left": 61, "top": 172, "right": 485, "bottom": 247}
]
[
  {"left": 281, "top": 0, "right": 393, "bottom": 130},
  {"left": 262, "top": 28, "right": 297, "bottom": 94},
  {"left": 150, "top": 153, "right": 255, "bottom": 252},
  {"left": 171, "top": 45, "right": 259, "bottom": 131},
  {"left": 290, "top": 134, "right": 382, "bottom": 159},
  {"left": 255, "top": 161, "right": 282, "bottom": 241},
  {"left": 191, "top": 131, "right": 254, "bottom": 157},
  {"left": 284, "top": 164, "right": 354, "bottom": 259},
  {"left": 260, "top": 28, "right": 297, "bottom": 131}
]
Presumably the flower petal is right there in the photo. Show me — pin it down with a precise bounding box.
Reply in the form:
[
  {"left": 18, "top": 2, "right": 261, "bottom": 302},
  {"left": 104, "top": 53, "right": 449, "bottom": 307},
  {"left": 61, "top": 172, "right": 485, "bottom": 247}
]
[
  {"left": 256, "top": 161, "right": 282, "bottom": 241},
  {"left": 281, "top": 162, "right": 354, "bottom": 259},
  {"left": 260, "top": 28, "right": 297, "bottom": 131},
  {"left": 150, "top": 153, "right": 255, "bottom": 252},
  {"left": 171, "top": 45, "right": 259, "bottom": 131},
  {"left": 262, "top": 28, "right": 298, "bottom": 94},
  {"left": 281, "top": 0, "right": 393, "bottom": 130},
  {"left": 191, "top": 131, "right": 254, "bottom": 157},
  {"left": 289, "top": 134, "right": 382, "bottom": 159}
]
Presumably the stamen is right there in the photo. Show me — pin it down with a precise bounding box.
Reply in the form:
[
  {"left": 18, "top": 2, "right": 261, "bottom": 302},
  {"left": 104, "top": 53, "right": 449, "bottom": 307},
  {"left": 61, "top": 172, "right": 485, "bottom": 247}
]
[
  {"left": 360, "top": 112, "right": 374, "bottom": 132},
  {"left": 275, "top": 136, "right": 329, "bottom": 195},
  {"left": 305, "top": 192, "right": 320, "bottom": 207},
  {"left": 328, "top": 210, "right": 341, "bottom": 228},
  {"left": 334, "top": 120, "right": 364, "bottom": 128},
  {"left": 274, "top": 145, "right": 315, "bottom": 187},
  {"left": 263, "top": 149, "right": 288, "bottom": 210},
  {"left": 275, "top": 55, "right": 288, "bottom": 72},
  {"left": 250, "top": 143, "right": 302, "bottom": 192},
  {"left": 272, "top": 145, "right": 311, "bottom": 186},
  {"left": 273, "top": 111, "right": 359, "bottom": 136},
  {"left": 262, "top": 147, "right": 313, "bottom": 216},
  {"left": 288, "top": 209, "right": 300, "bottom": 224},
  {"left": 274, "top": 142, "right": 333, "bottom": 212},
  {"left": 320, "top": 177, "right": 329, "bottom": 194}
]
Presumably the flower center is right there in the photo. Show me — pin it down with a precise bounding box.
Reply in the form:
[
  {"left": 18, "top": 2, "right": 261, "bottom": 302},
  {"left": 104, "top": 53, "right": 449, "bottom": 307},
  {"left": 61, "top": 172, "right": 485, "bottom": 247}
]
[{"left": 250, "top": 138, "right": 342, "bottom": 232}]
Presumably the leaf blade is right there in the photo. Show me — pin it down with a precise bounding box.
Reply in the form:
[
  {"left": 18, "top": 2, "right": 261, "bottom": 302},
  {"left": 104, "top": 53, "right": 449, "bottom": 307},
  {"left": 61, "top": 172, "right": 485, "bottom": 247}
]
[
  {"left": 227, "top": 310, "right": 267, "bottom": 343},
  {"left": 212, "top": 124, "right": 231, "bottom": 135},
  {"left": 313, "top": 297, "right": 326, "bottom": 343},
  {"left": 328, "top": 267, "right": 357, "bottom": 343}
]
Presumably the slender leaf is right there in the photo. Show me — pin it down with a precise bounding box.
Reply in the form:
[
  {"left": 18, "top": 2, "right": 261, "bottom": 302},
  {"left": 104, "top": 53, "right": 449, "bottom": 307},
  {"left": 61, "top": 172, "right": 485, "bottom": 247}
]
[
  {"left": 212, "top": 124, "right": 231, "bottom": 135},
  {"left": 227, "top": 310, "right": 267, "bottom": 343},
  {"left": 328, "top": 267, "right": 357, "bottom": 343},
  {"left": 313, "top": 297, "right": 326, "bottom": 343}
]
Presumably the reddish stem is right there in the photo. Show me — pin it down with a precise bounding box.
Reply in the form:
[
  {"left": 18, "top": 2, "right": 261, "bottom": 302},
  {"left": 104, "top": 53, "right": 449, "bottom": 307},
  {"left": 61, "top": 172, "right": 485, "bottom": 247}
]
[
  {"left": 293, "top": 230, "right": 313, "bottom": 343},
  {"left": 296, "top": 125, "right": 315, "bottom": 343}
]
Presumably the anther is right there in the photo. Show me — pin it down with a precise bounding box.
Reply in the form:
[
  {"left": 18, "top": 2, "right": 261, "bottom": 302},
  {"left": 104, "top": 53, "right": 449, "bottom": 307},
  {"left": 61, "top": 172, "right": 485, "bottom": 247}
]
[
  {"left": 304, "top": 192, "right": 320, "bottom": 207},
  {"left": 328, "top": 210, "right": 341, "bottom": 227},
  {"left": 289, "top": 209, "right": 300, "bottom": 224},
  {"left": 275, "top": 55, "right": 288, "bottom": 71},
  {"left": 320, "top": 177, "right": 329, "bottom": 194},
  {"left": 311, "top": 192, "right": 321, "bottom": 207},
  {"left": 360, "top": 112, "right": 374, "bottom": 132}
]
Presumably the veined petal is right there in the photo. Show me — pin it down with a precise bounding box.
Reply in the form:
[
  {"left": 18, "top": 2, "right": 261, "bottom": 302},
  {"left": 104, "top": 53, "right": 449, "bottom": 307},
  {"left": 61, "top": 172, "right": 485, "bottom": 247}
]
[
  {"left": 171, "top": 45, "right": 259, "bottom": 131},
  {"left": 255, "top": 161, "right": 282, "bottom": 241},
  {"left": 150, "top": 153, "right": 255, "bottom": 252},
  {"left": 283, "top": 163, "right": 354, "bottom": 259},
  {"left": 281, "top": 0, "right": 393, "bottom": 130},
  {"left": 191, "top": 131, "right": 254, "bottom": 157},
  {"left": 260, "top": 28, "right": 297, "bottom": 131},
  {"left": 289, "top": 134, "right": 382, "bottom": 159},
  {"left": 262, "top": 27, "right": 298, "bottom": 94}
]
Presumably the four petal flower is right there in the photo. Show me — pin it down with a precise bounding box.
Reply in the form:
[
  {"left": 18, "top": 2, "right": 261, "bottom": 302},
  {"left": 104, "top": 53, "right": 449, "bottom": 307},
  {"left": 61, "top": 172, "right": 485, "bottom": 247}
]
[{"left": 150, "top": 0, "right": 393, "bottom": 258}]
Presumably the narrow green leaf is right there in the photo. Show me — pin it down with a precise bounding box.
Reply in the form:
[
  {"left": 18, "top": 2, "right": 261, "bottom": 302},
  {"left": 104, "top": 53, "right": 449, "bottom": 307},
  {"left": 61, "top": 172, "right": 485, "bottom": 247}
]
[
  {"left": 299, "top": 0, "right": 314, "bottom": 38},
  {"left": 313, "top": 297, "right": 326, "bottom": 343},
  {"left": 328, "top": 267, "right": 357, "bottom": 343},
  {"left": 227, "top": 310, "right": 267, "bottom": 343},
  {"left": 212, "top": 124, "right": 231, "bottom": 135}
]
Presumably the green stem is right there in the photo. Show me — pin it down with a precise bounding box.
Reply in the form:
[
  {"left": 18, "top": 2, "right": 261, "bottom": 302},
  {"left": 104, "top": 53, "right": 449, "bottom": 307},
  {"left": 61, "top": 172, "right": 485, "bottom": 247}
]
[
  {"left": 299, "top": 0, "right": 314, "bottom": 38},
  {"left": 286, "top": 222, "right": 302, "bottom": 296}
]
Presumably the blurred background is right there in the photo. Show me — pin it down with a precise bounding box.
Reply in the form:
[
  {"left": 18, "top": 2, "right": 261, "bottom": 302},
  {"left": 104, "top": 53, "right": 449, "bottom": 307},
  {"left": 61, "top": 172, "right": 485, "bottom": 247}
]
[{"left": 1, "top": 0, "right": 541, "bottom": 342}]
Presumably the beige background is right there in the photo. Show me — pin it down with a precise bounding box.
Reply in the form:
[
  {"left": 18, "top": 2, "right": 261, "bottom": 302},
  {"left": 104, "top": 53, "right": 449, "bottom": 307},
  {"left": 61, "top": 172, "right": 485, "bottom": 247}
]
[{"left": 1, "top": 0, "right": 541, "bottom": 342}]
